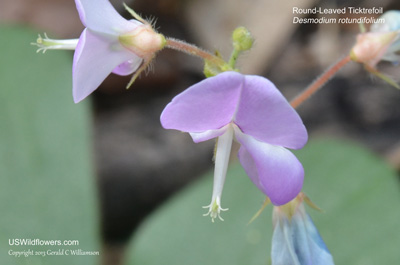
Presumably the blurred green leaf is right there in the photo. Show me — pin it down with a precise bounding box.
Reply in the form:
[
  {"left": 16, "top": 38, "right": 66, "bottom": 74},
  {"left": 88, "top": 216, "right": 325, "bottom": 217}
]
[
  {"left": 0, "top": 26, "right": 99, "bottom": 264},
  {"left": 301, "top": 139, "right": 400, "bottom": 265},
  {"left": 126, "top": 139, "right": 400, "bottom": 265}
]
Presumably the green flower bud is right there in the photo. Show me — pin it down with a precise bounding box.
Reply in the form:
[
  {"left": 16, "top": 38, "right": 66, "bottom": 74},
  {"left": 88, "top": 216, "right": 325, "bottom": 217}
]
[{"left": 232, "top": 27, "right": 254, "bottom": 52}]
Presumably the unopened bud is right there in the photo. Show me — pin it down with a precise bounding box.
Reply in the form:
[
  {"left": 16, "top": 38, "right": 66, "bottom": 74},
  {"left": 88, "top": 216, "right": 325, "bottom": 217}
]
[{"left": 232, "top": 27, "right": 254, "bottom": 52}]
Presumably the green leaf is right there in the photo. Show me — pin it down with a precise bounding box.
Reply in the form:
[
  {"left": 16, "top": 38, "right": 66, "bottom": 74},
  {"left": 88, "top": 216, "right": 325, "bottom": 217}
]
[
  {"left": 301, "top": 139, "right": 400, "bottom": 265},
  {"left": 0, "top": 26, "right": 99, "bottom": 264},
  {"left": 126, "top": 139, "right": 400, "bottom": 265}
]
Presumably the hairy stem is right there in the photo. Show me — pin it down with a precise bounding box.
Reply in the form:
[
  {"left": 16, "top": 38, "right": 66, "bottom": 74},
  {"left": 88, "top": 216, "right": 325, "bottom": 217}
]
[
  {"left": 166, "top": 38, "right": 227, "bottom": 67},
  {"left": 228, "top": 48, "right": 240, "bottom": 68},
  {"left": 290, "top": 55, "right": 351, "bottom": 108}
]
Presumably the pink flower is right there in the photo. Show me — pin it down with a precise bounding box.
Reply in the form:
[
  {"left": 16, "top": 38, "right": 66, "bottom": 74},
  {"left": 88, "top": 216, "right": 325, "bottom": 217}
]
[
  {"left": 350, "top": 31, "right": 398, "bottom": 70},
  {"left": 161, "top": 71, "right": 308, "bottom": 220},
  {"left": 350, "top": 10, "right": 400, "bottom": 88}
]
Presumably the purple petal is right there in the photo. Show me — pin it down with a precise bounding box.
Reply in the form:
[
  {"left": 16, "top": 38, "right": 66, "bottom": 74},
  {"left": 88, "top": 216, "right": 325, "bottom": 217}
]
[
  {"left": 75, "top": 0, "right": 141, "bottom": 35},
  {"left": 112, "top": 58, "right": 143, "bottom": 76},
  {"left": 234, "top": 75, "right": 307, "bottom": 149},
  {"left": 189, "top": 126, "right": 228, "bottom": 143},
  {"left": 235, "top": 127, "right": 303, "bottom": 205},
  {"left": 160, "top": 72, "right": 244, "bottom": 133},
  {"left": 72, "top": 29, "right": 142, "bottom": 103}
]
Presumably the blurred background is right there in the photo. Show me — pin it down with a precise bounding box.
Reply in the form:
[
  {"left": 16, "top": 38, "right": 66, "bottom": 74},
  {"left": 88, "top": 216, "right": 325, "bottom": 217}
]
[{"left": 1, "top": 0, "right": 400, "bottom": 264}]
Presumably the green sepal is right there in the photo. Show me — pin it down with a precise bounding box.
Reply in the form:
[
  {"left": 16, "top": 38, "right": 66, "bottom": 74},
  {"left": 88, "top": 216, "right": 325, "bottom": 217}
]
[
  {"left": 203, "top": 51, "right": 236, "bottom": 78},
  {"left": 366, "top": 66, "right": 400, "bottom": 89}
]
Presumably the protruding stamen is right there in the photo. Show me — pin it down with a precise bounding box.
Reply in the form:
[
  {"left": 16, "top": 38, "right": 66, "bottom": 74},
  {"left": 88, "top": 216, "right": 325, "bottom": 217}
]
[
  {"left": 202, "top": 197, "right": 228, "bottom": 222},
  {"left": 31, "top": 33, "right": 78, "bottom": 53},
  {"left": 203, "top": 125, "right": 234, "bottom": 222}
]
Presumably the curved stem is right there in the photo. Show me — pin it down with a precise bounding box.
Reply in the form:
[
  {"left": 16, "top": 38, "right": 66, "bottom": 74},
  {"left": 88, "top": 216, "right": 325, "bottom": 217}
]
[{"left": 290, "top": 55, "right": 351, "bottom": 109}]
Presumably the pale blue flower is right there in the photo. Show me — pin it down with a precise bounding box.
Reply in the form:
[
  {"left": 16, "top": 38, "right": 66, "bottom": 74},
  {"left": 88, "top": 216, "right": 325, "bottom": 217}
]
[{"left": 271, "top": 193, "right": 334, "bottom": 265}]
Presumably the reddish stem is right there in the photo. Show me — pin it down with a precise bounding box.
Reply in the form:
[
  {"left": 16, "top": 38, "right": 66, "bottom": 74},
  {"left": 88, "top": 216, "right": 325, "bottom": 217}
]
[
  {"left": 166, "top": 38, "right": 226, "bottom": 66},
  {"left": 290, "top": 55, "right": 351, "bottom": 109}
]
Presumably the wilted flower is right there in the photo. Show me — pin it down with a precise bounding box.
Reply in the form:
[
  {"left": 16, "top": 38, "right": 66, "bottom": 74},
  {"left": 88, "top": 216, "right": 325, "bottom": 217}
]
[
  {"left": 370, "top": 10, "right": 400, "bottom": 64},
  {"left": 33, "top": 0, "right": 166, "bottom": 103},
  {"left": 161, "top": 71, "right": 307, "bottom": 221},
  {"left": 271, "top": 193, "right": 335, "bottom": 265},
  {"left": 350, "top": 31, "right": 398, "bottom": 69},
  {"left": 350, "top": 10, "right": 400, "bottom": 88}
]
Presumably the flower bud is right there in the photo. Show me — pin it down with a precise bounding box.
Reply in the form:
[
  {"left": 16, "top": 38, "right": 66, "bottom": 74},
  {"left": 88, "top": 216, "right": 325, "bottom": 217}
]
[{"left": 232, "top": 27, "right": 254, "bottom": 52}]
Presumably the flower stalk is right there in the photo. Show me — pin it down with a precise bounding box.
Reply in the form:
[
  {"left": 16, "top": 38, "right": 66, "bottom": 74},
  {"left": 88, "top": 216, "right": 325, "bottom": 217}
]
[
  {"left": 229, "top": 27, "right": 254, "bottom": 68},
  {"left": 166, "top": 38, "right": 228, "bottom": 68},
  {"left": 290, "top": 55, "right": 351, "bottom": 109}
]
